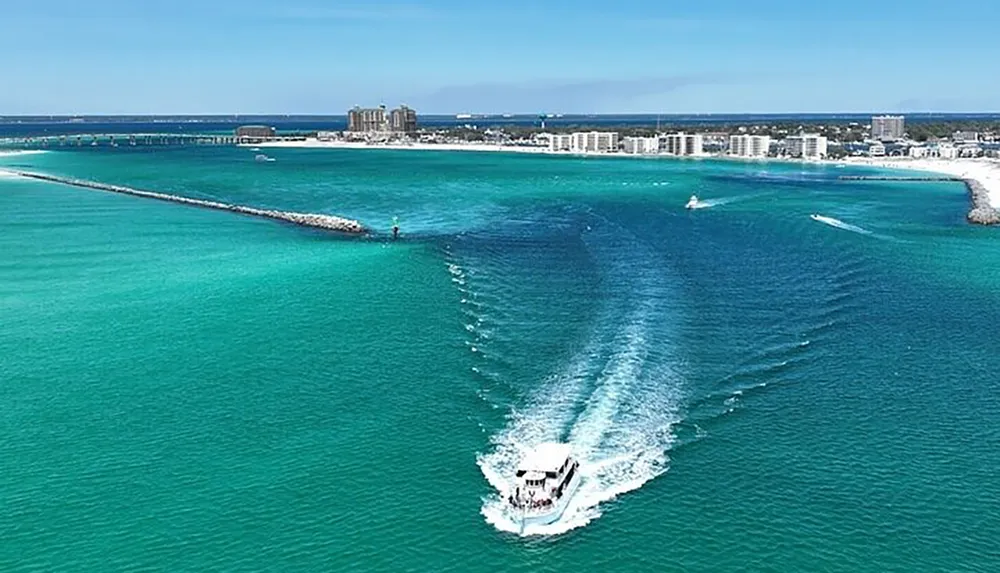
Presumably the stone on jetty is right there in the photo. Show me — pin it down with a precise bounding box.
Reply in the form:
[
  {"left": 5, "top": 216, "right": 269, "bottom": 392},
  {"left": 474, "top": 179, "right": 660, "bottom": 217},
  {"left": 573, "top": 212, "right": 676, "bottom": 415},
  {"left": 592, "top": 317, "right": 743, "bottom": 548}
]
[
  {"left": 11, "top": 170, "right": 367, "bottom": 235},
  {"left": 963, "top": 179, "right": 1000, "bottom": 226}
]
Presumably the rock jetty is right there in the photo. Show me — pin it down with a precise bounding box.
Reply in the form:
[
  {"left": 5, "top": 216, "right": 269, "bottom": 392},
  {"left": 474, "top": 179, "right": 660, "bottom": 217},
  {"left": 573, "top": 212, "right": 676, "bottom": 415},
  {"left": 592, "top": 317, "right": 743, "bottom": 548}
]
[
  {"left": 963, "top": 178, "right": 1000, "bottom": 225},
  {"left": 839, "top": 175, "right": 1000, "bottom": 226},
  {"left": 10, "top": 170, "right": 366, "bottom": 234}
]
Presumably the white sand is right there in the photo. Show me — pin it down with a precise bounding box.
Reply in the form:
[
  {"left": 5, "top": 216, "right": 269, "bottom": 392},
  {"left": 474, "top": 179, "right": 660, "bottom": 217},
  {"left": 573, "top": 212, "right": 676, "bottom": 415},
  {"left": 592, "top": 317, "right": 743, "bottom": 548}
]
[
  {"left": 251, "top": 138, "right": 560, "bottom": 155},
  {"left": 250, "top": 138, "right": 726, "bottom": 162},
  {"left": 845, "top": 157, "right": 1000, "bottom": 209}
]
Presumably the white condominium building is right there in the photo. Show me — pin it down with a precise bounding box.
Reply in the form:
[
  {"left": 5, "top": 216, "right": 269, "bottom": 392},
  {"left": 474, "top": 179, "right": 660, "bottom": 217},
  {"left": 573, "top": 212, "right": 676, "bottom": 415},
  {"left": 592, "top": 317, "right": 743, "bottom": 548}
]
[
  {"left": 549, "top": 134, "right": 573, "bottom": 152},
  {"left": 937, "top": 144, "right": 958, "bottom": 160},
  {"left": 786, "top": 134, "right": 828, "bottom": 159},
  {"left": 622, "top": 136, "right": 659, "bottom": 154},
  {"left": 953, "top": 131, "right": 979, "bottom": 143},
  {"left": 729, "top": 134, "right": 771, "bottom": 158},
  {"left": 871, "top": 115, "right": 905, "bottom": 141},
  {"left": 659, "top": 132, "right": 704, "bottom": 156},
  {"left": 571, "top": 131, "right": 619, "bottom": 153}
]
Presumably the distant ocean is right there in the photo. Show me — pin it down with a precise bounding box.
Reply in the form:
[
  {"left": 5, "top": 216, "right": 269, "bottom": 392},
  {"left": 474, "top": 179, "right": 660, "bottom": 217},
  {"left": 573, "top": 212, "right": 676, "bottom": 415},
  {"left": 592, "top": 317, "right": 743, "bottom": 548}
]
[
  {"left": 3, "top": 112, "right": 1000, "bottom": 138},
  {"left": 2, "top": 141, "right": 999, "bottom": 571}
]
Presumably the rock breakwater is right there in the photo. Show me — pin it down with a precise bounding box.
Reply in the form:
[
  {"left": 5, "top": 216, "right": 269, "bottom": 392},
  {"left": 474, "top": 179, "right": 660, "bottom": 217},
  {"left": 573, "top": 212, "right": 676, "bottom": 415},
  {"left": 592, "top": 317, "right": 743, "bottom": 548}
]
[
  {"left": 8, "top": 170, "right": 367, "bottom": 234},
  {"left": 963, "top": 179, "right": 1000, "bottom": 225},
  {"left": 839, "top": 174, "right": 999, "bottom": 226}
]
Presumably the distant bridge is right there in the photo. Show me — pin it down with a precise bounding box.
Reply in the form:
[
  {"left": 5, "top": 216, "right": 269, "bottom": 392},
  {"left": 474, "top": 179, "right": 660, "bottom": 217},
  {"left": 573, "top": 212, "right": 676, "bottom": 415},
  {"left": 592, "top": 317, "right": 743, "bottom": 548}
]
[{"left": 0, "top": 133, "right": 308, "bottom": 148}]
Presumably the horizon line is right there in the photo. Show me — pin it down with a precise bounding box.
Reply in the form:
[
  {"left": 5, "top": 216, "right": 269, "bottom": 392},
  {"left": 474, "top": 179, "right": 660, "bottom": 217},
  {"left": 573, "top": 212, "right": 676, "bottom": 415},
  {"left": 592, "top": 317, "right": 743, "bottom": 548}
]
[{"left": 4, "top": 111, "right": 1000, "bottom": 119}]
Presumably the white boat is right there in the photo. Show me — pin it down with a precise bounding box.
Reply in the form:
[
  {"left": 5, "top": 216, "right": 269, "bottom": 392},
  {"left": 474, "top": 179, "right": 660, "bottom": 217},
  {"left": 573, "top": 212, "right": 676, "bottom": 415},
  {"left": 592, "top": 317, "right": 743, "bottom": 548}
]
[
  {"left": 254, "top": 154, "right": 275, "bottom": 162},
  {"left": 685, "top": 194, "right": 699, "bottom": 209},
  {"left": 507, "top": 443, "right": 580, "bottom": 532}
]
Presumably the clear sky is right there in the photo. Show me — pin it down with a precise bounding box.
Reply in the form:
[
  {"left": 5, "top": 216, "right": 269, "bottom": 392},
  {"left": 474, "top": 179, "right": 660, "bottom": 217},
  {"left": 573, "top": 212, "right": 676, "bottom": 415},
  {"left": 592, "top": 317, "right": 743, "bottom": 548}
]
[{"left": 3, "top": 0, "right": 999, "bottom": 115}]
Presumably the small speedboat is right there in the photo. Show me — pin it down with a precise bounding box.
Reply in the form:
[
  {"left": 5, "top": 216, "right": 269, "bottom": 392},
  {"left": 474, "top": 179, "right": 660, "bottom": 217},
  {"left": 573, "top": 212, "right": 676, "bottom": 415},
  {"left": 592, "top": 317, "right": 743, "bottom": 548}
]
[
  {"left": 685, "top": 194, "right": 699, "bottom": 209},
  {"left": 507, "top": 443, "right": 580, "bottom": 533},
  {"left": 254, "top": 154, "right": 275, "bottom": 162}
]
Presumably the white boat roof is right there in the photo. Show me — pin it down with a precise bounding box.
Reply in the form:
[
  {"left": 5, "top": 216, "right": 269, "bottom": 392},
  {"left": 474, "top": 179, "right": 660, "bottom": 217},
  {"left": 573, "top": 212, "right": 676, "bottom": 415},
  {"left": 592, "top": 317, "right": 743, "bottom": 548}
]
[{"left": 520, "top": 443, "right": 572, "bottom": 473}]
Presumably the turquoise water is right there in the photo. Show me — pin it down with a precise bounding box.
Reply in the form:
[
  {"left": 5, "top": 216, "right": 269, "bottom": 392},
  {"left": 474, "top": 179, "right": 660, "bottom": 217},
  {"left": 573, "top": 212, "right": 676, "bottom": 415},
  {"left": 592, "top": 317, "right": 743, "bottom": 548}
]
[{"left": 2, "top": 148, "right": 999, "bottom": 571}]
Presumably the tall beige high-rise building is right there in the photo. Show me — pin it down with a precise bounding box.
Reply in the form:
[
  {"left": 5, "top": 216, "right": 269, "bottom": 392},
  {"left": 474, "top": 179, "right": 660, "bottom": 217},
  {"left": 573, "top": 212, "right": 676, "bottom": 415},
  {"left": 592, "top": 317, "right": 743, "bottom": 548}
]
[
  {"left": 871, "top": 115, "right": 905, "bottom": 141},
  {"left": 348, "top": 105, "right": 388, "bottom": 132},
  {"left": 390, "top": 105, "right": 418, "bottom": 133}
]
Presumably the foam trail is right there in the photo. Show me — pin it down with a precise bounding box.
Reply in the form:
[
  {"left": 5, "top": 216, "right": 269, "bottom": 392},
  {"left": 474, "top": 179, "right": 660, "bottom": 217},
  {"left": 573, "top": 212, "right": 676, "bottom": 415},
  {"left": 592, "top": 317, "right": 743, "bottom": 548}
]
[
  {"left": 810, "top": 214, "right": 872, "bottom": 235},
  {"left": 690, "top": 196, "right": 737, "bottom": 209},
  {"left": 478, "top": 223, "right": 682, "bottom": 536},
  {"left": 0, "top": 150, "right": 50, "bottom": 158}
]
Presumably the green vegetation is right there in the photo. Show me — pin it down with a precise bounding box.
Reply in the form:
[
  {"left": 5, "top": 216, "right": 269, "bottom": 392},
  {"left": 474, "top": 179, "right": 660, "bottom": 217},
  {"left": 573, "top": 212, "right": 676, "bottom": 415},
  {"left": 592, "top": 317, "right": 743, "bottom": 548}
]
[{"left": 905, "top": 121, "right": 1000, "bottom": 142}]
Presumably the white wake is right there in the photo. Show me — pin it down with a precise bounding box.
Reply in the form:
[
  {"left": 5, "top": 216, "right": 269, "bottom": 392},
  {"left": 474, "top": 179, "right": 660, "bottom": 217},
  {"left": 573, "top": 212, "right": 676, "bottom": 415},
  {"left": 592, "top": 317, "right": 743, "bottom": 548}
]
[
  {"left": 476, "top": 223, "right": 683, "bottom": 536},
  {"left": 810, "top": 214, "right": 872, "bottom": 235},
  {"left": 690, "top": 196, "right": 738, "bottom": 209}
]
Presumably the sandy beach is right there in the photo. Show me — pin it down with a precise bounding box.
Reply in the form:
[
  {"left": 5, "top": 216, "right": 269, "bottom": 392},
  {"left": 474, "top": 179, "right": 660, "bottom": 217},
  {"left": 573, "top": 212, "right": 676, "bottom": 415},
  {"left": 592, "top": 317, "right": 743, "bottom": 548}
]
[
  {"left": 845, "top": 157, "right": 1000, "bottom": 209},
  {"left": 251, "top": 138, "right": 560, "bottom": 155}
]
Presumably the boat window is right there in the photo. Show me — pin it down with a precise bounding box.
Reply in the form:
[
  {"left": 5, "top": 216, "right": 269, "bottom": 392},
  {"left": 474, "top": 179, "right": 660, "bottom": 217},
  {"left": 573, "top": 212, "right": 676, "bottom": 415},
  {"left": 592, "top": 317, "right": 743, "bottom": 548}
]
[
  {"left": 545, "top": 471, "right": 557, "bottom": 479},
  {"left": 515, "top": 470, "right": 526, "bottom": 477}
]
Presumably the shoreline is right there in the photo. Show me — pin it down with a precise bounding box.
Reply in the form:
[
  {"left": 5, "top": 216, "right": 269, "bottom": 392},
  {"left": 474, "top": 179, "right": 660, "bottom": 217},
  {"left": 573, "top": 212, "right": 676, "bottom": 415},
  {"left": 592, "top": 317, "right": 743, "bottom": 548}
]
[{"left": 7, "top": 143, "right": 999, "bottom": 226}]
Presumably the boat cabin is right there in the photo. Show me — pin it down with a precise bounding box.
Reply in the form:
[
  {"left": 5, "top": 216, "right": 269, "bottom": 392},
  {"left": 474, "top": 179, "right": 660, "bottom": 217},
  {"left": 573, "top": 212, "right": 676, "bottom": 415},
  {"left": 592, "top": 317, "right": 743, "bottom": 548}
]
[{"left": 510, "top": 443, "right": 578, "bottom": 509}]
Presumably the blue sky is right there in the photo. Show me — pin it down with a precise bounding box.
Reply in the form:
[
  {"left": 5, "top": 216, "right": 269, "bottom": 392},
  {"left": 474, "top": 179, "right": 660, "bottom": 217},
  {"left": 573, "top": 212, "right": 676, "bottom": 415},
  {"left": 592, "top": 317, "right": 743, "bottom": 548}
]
[{"left": 2, "top": 0, "right": 998, "bottom": 114}]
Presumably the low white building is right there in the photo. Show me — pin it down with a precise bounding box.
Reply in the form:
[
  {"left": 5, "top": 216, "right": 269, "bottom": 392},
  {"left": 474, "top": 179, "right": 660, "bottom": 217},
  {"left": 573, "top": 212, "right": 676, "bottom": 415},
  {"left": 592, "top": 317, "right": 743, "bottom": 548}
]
[
  {"left": 868, "top": 142, "right": 886, "bottom": 157},
  {"left": 937, "top": 144, "right": 958, "bottom": 159},
  {"left": 729, "top": 134, "right": 771, "bottom": 158},
  {"left": 953, "top": 131, "right": 979, "bottom": 144},
  {"left": 549, "top": 134, "right": 573, "bottom": 152},
  {"left": 622, "top": 136, "right": 660, "bottom": 155},
  {"left": 958, "top": 144, "right": 982, "bottom": 158},
  {"left": 909, "top": 146, "right": 930, "bottom": 158},
  {"left": 571, "top": 131, "right": 619, "bottom": 153},
  {"left": 786, "top": 134, "right": 828, "bottom": 159},
  {"left": 659, "top": 132, "right": 704, "bottom": 156}
]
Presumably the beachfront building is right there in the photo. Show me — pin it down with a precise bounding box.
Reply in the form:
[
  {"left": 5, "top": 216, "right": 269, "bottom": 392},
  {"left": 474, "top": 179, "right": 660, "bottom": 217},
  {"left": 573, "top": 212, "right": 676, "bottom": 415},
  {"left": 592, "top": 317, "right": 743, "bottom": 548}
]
[
  {"left": 549, "top": 134, "right": 573, "bottom": 152},
  {"left": 868, "top": 142, "right": 886, "bottom": 157},
  {"left": 390, "top": 106, "right": 418, "bottom": 133},
  {"left": 938, "top": 144, "right": 958, "bottom": 159},
  {"left": 729, "top": 134, "right": 771, "bottom": 158},
  {"left": 660, "top": 132, "right": 703, "bottom": 156},
  {"left": 909, "top": 145, "right": 930, "bottom": 158},
  {"left": 622, "top": 136, "right": 659, "bottom": 155},
  {"left": 786, "top": 134, "right": 828, "bottom": 159},
  {"left": 348, "top": 105, "right": 389, "bottom": 132},
  {"left": 570, "top": 131, "right": 620, "bottom": 153},
  {"left": 953, "top": 131, "right": 980, "bottom": 144},
  {"left": 871, "top": 115, "right": 905, "bottom": 141},
  {"left": 235, "top": 125, "right": 276, "bottom": 142}
]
